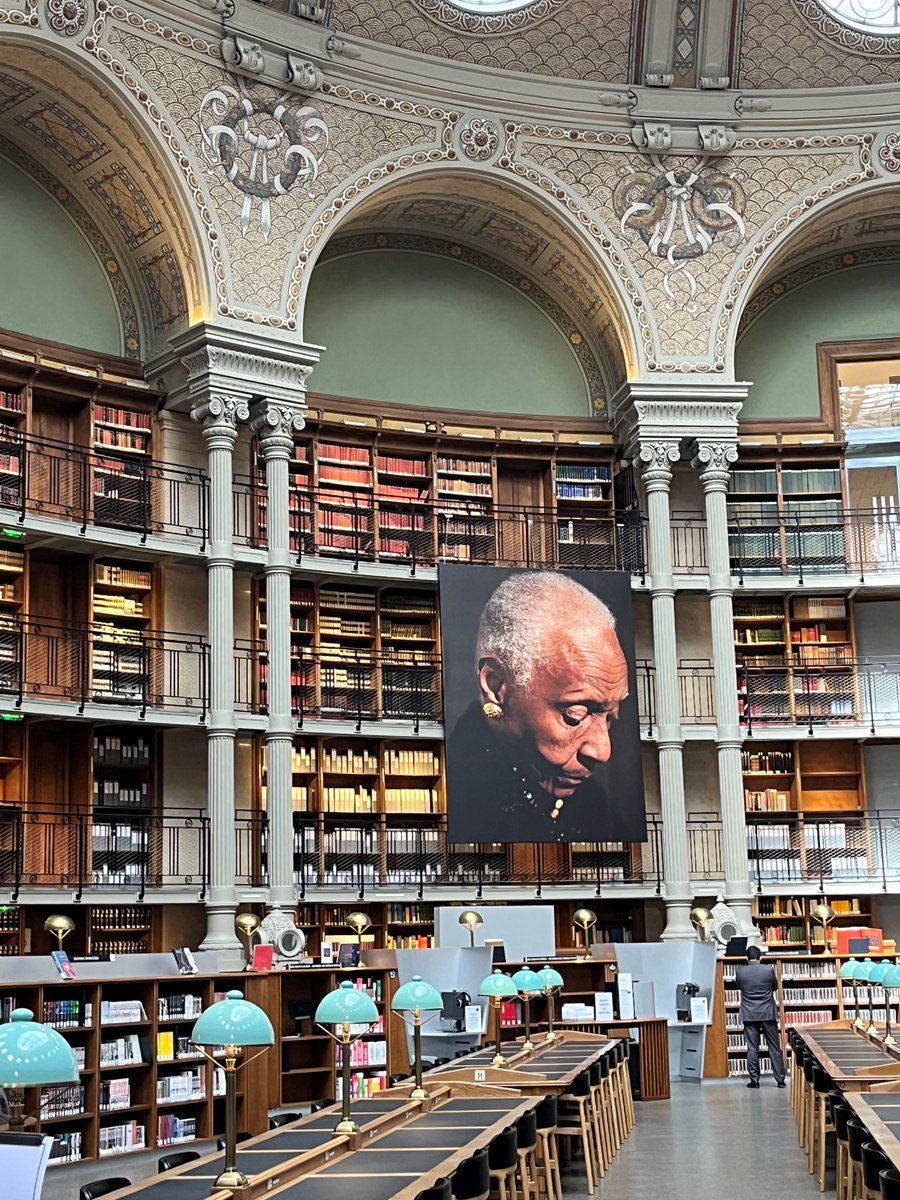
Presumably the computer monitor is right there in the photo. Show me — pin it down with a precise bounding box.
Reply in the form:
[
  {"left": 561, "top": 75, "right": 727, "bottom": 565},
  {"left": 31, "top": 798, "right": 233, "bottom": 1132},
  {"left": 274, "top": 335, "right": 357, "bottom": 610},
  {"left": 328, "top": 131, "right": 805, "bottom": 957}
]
[{"left": 725, "top": 936, "right": 749, "bottom": 957}]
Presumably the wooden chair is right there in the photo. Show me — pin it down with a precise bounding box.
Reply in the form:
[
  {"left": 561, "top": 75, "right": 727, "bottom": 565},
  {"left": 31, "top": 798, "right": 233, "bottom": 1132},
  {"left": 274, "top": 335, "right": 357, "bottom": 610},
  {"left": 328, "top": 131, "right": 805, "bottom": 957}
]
[
  {"left": 453, "top": 1147, "right": 491, "bottom": 1200},
  {"left": 862, "top": 1144, "right": 891, "bottom": 1200},
  {"left": 833, "top": 1101, "right": 853, "bottom": 1200},
  {"left": 416, "top": 1179, "right": 453, "bottom": 1200},
  {"left": 488, "top": 1125, "right": 520, "bottom": 1200},
  {"left": 880, "top": 1167, "right": 900, "bottom": 1200},
  {"left": 157, "top": 1150, "right": 201, "bottom": 1173},
  {"left": 534, "top": 1095, "right": 562, "bottom": 1200},
  {"left": 847, "top": 1120, "right": 870, "bottom": 1200},
  {"left": 556, "top": 1070, "right": 599, "bottom": 1195},
  {"left": 808, "top": 1065, "right": 834, "bottom": 1190},
  {"left": 515, "top": 1108, "right": 539, "bottom": 1200},
  {"left": 79, "top": 1180, "right": 131, "bottom": 1200}
]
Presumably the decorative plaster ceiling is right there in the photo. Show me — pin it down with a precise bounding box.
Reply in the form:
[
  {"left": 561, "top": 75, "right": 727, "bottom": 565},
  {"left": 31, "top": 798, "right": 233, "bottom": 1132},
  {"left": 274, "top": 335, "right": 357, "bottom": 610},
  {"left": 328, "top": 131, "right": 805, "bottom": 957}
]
[
  {"left": 0, "top": 46, "right": 201, "bottom": 357},
  {"left": 326, "top": 173, "right": 628, "bottom": 406}
]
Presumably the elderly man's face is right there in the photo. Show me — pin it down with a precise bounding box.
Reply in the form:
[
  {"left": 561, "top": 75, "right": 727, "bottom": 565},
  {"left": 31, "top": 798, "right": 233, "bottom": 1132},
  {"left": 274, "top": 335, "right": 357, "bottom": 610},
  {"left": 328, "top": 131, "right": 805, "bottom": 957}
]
[{"left": 503, "top": 628, "right": 629, "bottom": 799}]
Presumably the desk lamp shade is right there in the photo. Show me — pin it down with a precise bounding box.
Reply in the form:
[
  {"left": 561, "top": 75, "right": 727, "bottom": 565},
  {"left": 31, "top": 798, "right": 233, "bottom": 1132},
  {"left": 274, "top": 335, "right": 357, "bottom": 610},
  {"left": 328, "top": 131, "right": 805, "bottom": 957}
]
[
  {"left": 345, "top": 911, "right": 372, "bottom": 967},
  {"left": 537, "top": 966, "right": 564, "bottom": 1042},
  {"left": 479, "top": 970, "right": 518, "bottom": 1067},
  {"left": 690, "top": 908, "right": 712, "bottom": 942},
  {"left": 190, "top": 991, "right": 273, "bottom": 1190},
  {"left": 191, "top": 990, "right": 274, "bottom": 1048},
  {"left": 316, "top": 982, "right": 379, "bottom": 1134},
  {"left": 881, "top": 964, "right": 900, "bottom": 1045},
  {"left": 573, "top": 908, "right": 597, "bottom": 959},
  {"left": 811, "top": 903, "right": 836, "bottom": 953},
  {"left": 458, "top": 909, "right": 484, "bottom": 947},
  {"left": 512, "top": 968, "right": 542, "bottom": 1052},
  {"left": 391, "top": 975, "right": 442, "bottom": 1099},
  {"left": 0, "top": 1009, "right": 78, "bottom": 1132},
  {"left": 43, "top": 914, "right": 75, "bottom": 950}
]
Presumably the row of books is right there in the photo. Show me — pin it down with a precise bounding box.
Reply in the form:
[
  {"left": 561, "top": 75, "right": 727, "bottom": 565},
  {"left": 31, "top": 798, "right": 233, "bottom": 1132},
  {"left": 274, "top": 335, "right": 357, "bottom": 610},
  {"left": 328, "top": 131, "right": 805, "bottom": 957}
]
[
  {"left": 323, "top": 787, "right": 377, "bottom": 813},
  {"left": 158, "top": 1115, "right": 197, "bottom": 1145},
  {"left": 335, "top": 1039, "right": 387, "bottom": 1068},
  {"left": 156, "top": 1067, "right": 204, "bottom": 1101},
  {"left": 95, "top": 427, "right": 149, "bottom": 452},
  {"left": 791, "top": 624, "right": 842, "bottom": 643},
  {"left": 741, "top": 749, "right": 794, "bottom": 773},
  {"left": 377, "top": 454, "right": 428, "bottom": 477},
  {"left": 99, "top": 1122, "right": 146, "bottom": 1156},
  {"left": 386, "top": 934, "right": 435, "bottom": 950},
  {"left": 320, "top": 589, "right": 376, "bottom": 613},
  {"left": 92, "top": 735, "right": 151, "bottom": 766},
  {"left": 385, "top": 904, "right": 433, "bottom": 922},
  {"left": 44, "top": 998, "right": 90, "bottom": 1028},
  {"left": 93, "top": 906, "right": 151, "bottom": 931},
  {"left": 93, "top": 595, "right": 145, "bottom": 617},
  {"left": 0, "top": 390, "right": 23, "bottom": 413},
  {"left": 157, "top": 1032, "right": 202, "bottom": 1062},
  {"left": 41, "top": 1084, "right": 85, "bottom": 1118},
  {"left": 101, "top": 1034, "right": 145, "bottom": 1066},
  {"left": 158, "top": 994, "right": 203, "bottom": 1020},
  {"left": 101, "top": 999, "right": 147, "bottom": 1023},
  {"left": 385, "top": 748, "right": 440, "bottom": 775},
  {"left": 783, "top": 988, "right": 839, "bottom": 1003},
  {"left": 95, "top": 563, "right": 151, "bottom": 589},
  {"left": 49, "top": 1131, "right": 82, "bottom": 1163},
  {"left": 0, "top": 547, "right": 23, "bottom": 569},
  {"left": 93, "top": 781, "right": 149, "bottom": 808},
  {"left": 335, "top": 1070, "right": 389, "bottom": 1100},
  {"left": 100, "top": 1078, "right": 132, "bottom": 1111},
  {"left": 381, "top": 620, "right": 432, "bottom": 639},
  {"left": 94, "top": 938, "right": 149, "bottom": 954},
  {"left": 734, "top": 602, "right": 785, "bottom": 619},
  {"left": 754, "top": 897, "right": 804, "bottom": 917},
  {"left": 793, "top": 597, "right": 847, "bottom": 620},
  {"left": 95, "top": 404, "right": 152, "bottom": 432},
  {"left": 384, "top": 788, "right": 439, "bottom": 814},
  {"left": 555, "top": 483, "right": 608, "bottom": 500}
]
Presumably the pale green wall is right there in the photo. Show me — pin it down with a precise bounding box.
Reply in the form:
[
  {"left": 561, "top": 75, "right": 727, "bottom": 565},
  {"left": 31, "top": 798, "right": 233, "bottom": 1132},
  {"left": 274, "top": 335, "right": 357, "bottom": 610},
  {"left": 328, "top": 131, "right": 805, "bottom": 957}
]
[
  {"left": 736, "top": 263, "right": 900, "bottom": 420},
  {"left": 305, "top": 251, "right": 590, "bottom": 415},
  {"left": 0, "top": 158, "right": 122, "bottom": 354}
]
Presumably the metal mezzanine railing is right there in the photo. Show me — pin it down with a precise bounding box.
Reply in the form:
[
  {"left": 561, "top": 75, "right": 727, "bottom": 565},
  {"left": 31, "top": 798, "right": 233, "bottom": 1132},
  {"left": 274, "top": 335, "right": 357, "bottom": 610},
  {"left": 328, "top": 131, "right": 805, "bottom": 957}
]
[
  {"left": 746, "top": 812, "right": 900, "bottom": 892},
  {"left": 0, "top": 430, "right": 207, "bottom": 544},
  {"left": 0, "top": 615, "right": 208, "bottom": 717},
  {"left": 741, "top": 655, "right": 900, "bottom": 735}
]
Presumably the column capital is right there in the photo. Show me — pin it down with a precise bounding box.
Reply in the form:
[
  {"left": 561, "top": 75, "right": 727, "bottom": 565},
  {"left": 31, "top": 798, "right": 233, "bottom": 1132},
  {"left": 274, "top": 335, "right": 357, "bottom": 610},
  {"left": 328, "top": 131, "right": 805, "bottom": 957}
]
[
  {"left": 691, "top": 438, "right": 739, "bottom": 491},
  {"left": 637, "top": 438, "right": 680, "bottom": 490},
  {"left": 191, "top": 394, "right": 250, "bottom": 447},
  {"left": 250, "top": 398, "right": 306, "bottom": 458}
]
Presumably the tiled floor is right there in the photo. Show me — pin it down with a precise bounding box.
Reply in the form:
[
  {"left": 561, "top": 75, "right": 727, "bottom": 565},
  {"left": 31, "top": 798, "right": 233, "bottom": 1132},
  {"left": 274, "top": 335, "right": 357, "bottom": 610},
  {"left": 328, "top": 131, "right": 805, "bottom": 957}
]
[{"left": 42, "top": 1080, "right": 825, "bottom": 1200}]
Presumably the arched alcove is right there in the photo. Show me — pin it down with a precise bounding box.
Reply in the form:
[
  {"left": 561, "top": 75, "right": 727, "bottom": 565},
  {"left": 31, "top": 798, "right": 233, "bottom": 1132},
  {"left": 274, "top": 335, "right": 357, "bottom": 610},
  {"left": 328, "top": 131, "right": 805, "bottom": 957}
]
[
  {"left": 0, "top": 155, "right": 123, "bottom": 354},
  {"left": 306, "top": 248, "right": 592, "bottom": 416}
]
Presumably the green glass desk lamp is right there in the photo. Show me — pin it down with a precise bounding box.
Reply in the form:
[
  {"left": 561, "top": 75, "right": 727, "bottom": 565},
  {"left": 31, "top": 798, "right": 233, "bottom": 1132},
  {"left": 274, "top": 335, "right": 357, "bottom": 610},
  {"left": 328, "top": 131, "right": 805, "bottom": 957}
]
[
  {"left": 479, "top": 969, "right": 518, "bottom": 1067},
  {"left": 315, "top": 980, "right": 379, "bottom": 1133},
  {"left": 391, "top": 974, "right": 443, "bottom": 1099},
  {"left": 511, "top": 967, "right": 542, "bottom": 1052},
  {"left": 0, "top": 1008, "right": 78, "bottom": 1132},
  {"left": 537, "top": 965, "right": 565, "bottom": 1042}
]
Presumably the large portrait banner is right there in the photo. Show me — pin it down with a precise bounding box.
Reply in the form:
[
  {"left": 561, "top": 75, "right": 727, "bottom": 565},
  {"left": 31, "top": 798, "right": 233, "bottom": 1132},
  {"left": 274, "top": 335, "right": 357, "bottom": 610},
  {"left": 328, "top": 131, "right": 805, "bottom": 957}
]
[{"left": 440, "top": 565, "right": 646, "bottom": 845}]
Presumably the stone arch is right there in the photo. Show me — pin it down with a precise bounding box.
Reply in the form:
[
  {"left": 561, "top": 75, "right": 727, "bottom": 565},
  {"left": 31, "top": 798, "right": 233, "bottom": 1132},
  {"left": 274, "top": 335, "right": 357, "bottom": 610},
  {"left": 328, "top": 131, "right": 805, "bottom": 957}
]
[
  {"left": 723, "top": 175, "right": 900, "bottom": 378},
  {"left": 0, "top": 32, "right": 215, "bottom": 356},
  {"left": 287, "top": 159, "right": 641, "bottom": 408}
]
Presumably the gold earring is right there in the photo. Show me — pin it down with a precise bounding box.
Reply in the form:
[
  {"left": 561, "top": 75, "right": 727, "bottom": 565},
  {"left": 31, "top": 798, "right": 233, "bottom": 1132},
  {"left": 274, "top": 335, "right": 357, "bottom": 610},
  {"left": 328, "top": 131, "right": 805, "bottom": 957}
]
[{"left": 483, "top": 702, "right": 503, "bottom": 720}]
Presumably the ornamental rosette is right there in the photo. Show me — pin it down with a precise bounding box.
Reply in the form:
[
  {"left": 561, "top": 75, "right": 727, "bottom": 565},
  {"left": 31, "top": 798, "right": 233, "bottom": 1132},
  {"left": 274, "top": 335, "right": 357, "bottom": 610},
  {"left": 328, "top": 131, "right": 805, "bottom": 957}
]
[{"left": 460, "top": 117, "right": 500, "bottom": 162}]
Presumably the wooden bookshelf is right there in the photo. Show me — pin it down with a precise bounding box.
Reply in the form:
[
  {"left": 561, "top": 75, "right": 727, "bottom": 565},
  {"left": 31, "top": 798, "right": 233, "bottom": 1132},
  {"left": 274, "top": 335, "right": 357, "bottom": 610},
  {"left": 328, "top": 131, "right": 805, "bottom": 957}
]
[
  {"left": 0, "top": 389, "right": 24, "bottom": 509},
  {"left": 554, "top": 461, "right": 614, "bottom": 565},
  {"left": 91, "top": 402, "right": 153, "bottom": 531},
  {"left": 89, "top": 905, "right": 155, "bottom": 956},
  {"left": 90, "top": 726, "right": 158, "bottom": 889},
  {"left": 728, "top": 447, "right": 846, "bottom": 573},
  {"left": 90, "top": 560, "right": 154, "bottom": 705}
]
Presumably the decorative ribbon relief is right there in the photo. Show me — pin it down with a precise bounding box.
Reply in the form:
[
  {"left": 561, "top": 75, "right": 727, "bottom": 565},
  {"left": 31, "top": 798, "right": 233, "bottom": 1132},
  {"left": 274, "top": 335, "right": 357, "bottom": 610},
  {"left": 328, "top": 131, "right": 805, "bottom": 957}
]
[
  {"left": 199, "top": 84, "right": 329, "bottom": 241},
  {"left": 613, "top": 155, "right": 746, "bottom": 309}
]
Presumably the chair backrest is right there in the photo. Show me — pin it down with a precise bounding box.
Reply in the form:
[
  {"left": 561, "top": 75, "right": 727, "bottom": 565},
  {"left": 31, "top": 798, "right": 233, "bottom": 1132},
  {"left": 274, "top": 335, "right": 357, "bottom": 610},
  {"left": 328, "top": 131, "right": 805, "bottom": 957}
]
[
  {"left": 569, "top": 1070, "right": 590, "bottom": 1098},
  {"left": 813, "top": 1065, "right": 832, "bottom": 1094},
  {"left": 804, "top": 1053, "right": 816, "bottom": 1083},
  {"left": 216, "top": 1131, "right": 252, "bottom": 1151},
  {"left": 157, "top": 1150, "right": 201, "bottom": 1173},
  {"left": 488, "top": 1126, "right": 518, "bottom": 1172},
  {"left": 863, "top": 1143, "right": 891, "bottom": 1191},
  {"left": 516, "top": 1109, "right": 537, "bottom": 1151},
  {"left": 415, "top": 1178, "right": 452, "bottom": 1200},
  {"left": 536, "top": 1094, "right": 557, "bottom": 1131},
  {"left": 79, "top": 1180, "right": 131, "bottom": 1200},
  {"left": 271, "top": 1111, "right": 303, "bottom": 1126},
  {"left": 389, "top": 1073, "right": 411, "bottom": 1085},
  {"left": 452, "top": 1146, "right": 490, "bottom": 1200},
  {"left": 881, "top": 1166, "right": 900, "bottom": 1200},
  {"left": 599, "top": 1055, "right": 611, "bottom": 1078},
  {"left": 847, "top": 1119, "right": 870, "bottom": 1163},
  {"left": 833, "top": 1104, "right": 853, "bottom": 1141},
  {"left": 588, "top": 1061, "right": 602, "bottom": 1088}
]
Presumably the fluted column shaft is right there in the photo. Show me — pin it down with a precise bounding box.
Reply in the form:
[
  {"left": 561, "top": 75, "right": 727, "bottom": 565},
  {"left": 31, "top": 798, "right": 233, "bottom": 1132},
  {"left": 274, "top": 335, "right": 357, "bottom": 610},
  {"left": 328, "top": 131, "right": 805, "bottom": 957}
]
[
  {"left": 192, "top": 395, "right": 248, "bottom": 966},
  {"left": 694, "top": 439, "right": 755, "bottom": 934},
  {"left": 638, "top": 438, "right": 694, "bottom": 940},
  {"left": 250, "top": 401, "right": 306, "bottom": 908}
]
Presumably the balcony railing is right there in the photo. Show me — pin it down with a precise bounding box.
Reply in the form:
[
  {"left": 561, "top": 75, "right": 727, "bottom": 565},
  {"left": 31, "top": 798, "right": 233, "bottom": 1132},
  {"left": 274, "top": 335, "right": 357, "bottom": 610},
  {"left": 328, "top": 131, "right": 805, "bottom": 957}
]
[
  {"left": 234, "top": 480, "right": 646, "bottom": 574},
  {"left": 0, "top": 615, "right": 208, "bottom": 716},
  {"left": 0, "top": 807, "right": 210, "bottom": 900},
  {"left": 746, "top": 812, "right": 900, "bottom": 889},
  {"left": 0, "top": 431, "right": 207, "bottom": 544},
  {"left": 742, "top": 655, "right": 900, "bottom": 735},
  {"left": 729, "top": 508, "right": 900, "bottom": 583}
]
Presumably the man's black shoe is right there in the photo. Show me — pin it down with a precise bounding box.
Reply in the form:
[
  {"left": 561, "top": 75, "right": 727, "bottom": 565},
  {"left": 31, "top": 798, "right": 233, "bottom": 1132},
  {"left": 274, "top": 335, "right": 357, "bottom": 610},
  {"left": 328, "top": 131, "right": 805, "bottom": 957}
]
[
  {"left": 747, "top": 1081, "right": 760, "bottom": 1089},
  {"left": 777, "top": 1081, "right": 787, "bottom": 1088}
]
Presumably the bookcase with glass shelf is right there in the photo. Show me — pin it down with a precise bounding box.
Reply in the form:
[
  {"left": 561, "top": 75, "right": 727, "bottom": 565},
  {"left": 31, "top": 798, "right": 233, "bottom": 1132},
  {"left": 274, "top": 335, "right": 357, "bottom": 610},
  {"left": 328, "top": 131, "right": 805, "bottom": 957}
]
[
  {"left": 554, "top": 461, "right": 614, "bottom": 566},
  {"left": 90, "top": 726, "right": 158, "bottom": 890},
  {"left": 89, "top": 559, "right": 154, "bottom": 706},
  {"left": 727, "top": 449, "right": 846, "bottom": 573}
]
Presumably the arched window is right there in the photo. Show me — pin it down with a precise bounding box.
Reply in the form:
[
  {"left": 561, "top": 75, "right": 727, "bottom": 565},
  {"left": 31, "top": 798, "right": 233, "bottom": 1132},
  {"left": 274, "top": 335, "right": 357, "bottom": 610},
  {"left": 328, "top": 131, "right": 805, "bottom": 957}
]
[{"left": 815, "top": 0, "right": 900, "bottom": 33}]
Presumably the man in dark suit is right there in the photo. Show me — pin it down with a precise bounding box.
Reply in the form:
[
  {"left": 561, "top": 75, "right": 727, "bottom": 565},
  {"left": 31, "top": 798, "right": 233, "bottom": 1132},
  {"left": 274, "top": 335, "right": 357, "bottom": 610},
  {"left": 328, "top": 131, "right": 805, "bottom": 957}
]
[{"left": 735, "top": 946, "right": 787, "bottom": 1089}]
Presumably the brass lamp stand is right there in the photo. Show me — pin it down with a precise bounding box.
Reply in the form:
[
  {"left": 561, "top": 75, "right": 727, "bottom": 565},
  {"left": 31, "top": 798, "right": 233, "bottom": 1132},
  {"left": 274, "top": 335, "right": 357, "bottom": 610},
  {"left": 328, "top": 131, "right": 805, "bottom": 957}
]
[{"left": 573, "top": 908, "right": 597, "bottom": 961}]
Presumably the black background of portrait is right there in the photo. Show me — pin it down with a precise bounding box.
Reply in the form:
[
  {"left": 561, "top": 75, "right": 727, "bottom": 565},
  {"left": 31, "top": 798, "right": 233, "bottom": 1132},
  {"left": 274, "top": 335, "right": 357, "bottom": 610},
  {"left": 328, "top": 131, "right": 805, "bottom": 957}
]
[{"left": 440, "top": 564, "right": 646, "bottom": 845}]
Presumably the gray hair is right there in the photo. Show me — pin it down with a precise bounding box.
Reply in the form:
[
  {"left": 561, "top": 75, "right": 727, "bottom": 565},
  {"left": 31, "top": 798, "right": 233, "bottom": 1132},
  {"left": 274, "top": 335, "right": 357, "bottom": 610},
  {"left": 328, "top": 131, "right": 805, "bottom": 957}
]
[{"left": 476, "top": 571, "right": 617, "bottom": 687}]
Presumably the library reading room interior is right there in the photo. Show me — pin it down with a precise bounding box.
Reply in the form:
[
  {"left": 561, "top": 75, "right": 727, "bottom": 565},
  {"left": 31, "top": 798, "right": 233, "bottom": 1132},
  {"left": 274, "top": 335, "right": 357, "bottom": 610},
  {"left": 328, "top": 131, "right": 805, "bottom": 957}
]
[{"left": 9, "top": 2, "right": 900, "bottom": 1199}]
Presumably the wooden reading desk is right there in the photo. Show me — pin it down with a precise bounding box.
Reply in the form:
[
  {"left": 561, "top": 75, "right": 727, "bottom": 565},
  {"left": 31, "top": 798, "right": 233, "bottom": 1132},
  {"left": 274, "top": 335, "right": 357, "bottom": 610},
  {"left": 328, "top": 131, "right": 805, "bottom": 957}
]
[
  {"left": 795, "top": 1022, "right": 900, "bottom": 1092},
  {"left": 425, "top": 1029, "right": 615, "bottom": 1095}
]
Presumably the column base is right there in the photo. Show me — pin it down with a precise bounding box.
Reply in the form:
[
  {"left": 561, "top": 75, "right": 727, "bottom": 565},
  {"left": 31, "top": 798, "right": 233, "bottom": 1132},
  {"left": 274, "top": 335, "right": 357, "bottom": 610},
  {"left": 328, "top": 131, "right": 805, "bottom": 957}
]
[
  {"left": 267, "top": 887, "right": 297, "bottom": 910},
  {"left": 722, "top": 894, "right": 759, "bottom": 941},
  {"left": 659, "top": 898, "right": 696, "bottom": 941},
  {"left": 201, "top": 902, "right": 244, "bottom": 971}
]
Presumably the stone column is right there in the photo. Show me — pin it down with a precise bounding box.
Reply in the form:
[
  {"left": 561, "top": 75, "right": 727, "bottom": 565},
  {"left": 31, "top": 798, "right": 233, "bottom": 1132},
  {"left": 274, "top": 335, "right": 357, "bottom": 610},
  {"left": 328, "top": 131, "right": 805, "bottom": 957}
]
[
  {"left": 638, "top": 437, "right": 694, "bottom": 940},
  {"left": 693, "top": 434, "right": 756, "bottom": 935},
  {"left": 250, "top": 400, "right": 306, "bottom": 909},
  {"left": 192, "top": 394, "right": 249, "bottom": 966}
]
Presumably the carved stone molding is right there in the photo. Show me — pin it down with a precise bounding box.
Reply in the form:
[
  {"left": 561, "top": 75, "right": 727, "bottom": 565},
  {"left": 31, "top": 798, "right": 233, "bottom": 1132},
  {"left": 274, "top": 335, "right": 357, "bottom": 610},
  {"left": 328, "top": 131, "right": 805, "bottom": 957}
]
[
  {"left": 692, "top": 439, "right": 739, "bottom": 490},
  {"left": 190, "top": 394, "right": 251, "bottom": 444},
  {"left": 638, "top": 438, "right": 681, "bottom": 477}
]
